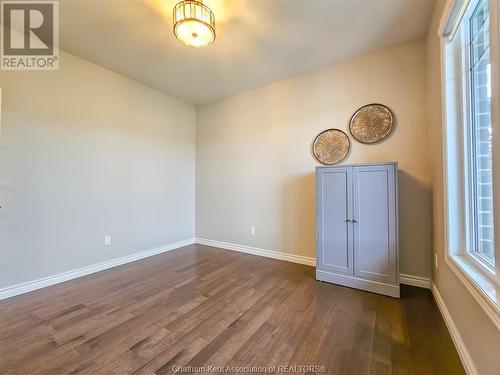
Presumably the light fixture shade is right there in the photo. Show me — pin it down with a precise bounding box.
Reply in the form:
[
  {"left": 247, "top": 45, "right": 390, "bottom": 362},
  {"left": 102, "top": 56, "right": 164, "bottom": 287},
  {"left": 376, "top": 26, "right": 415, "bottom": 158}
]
[{"left": 173, "top": 1, "right": 216, "bottom": 48}]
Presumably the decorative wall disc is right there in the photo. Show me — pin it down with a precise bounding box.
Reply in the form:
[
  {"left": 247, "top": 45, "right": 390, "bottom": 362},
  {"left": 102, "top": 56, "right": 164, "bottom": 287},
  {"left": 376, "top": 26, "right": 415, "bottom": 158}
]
[
  {"left": 349, "top": 104, "right": 394, "bottom": 144},
  {"left": 312, "top": 129, "right": 350, "bottom": 165}
]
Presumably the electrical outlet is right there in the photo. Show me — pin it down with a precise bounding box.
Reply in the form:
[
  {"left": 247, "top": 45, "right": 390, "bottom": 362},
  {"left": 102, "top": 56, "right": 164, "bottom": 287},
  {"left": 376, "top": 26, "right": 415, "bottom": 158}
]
[
  {"left": 250, "top": 226, "right": 256, "bottom": 236},
  {"left": 434, "top": 253, "right": 438, "bottom": 269},
  {"left": 104, "top": 235, "right": 112, "bottom": 246}
]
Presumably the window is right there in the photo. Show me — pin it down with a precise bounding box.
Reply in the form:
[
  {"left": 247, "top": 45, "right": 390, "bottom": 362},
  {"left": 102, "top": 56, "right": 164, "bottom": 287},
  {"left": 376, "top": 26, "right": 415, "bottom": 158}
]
[
  {"left": 441, "top": 0, "right": 500, "bottom": 326},
  {"left": 468, "top": 0, "right": 494, "bottom": 265}
]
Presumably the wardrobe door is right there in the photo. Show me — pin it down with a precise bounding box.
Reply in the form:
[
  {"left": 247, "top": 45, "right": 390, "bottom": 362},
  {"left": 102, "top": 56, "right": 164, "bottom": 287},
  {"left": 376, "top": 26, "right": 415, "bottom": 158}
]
[
  {"left": 316, "top": 167, "right": 354, "bottom": 275},
  {"left": 353, "top": 165, "right": 397, "bottom": 283}
]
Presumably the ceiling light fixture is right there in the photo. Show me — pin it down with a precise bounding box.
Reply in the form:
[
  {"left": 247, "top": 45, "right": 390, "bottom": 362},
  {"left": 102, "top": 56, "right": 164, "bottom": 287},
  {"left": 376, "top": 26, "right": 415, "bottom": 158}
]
[{"left": 173, "top": 0, "right": 216, "bottom": 48}]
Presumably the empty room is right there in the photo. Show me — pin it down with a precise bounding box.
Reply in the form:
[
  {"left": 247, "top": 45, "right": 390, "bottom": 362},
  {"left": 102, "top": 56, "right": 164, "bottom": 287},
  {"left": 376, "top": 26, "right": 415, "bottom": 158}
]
[{"left": 1, "top": 0, "right": 499, "bottom": 374}]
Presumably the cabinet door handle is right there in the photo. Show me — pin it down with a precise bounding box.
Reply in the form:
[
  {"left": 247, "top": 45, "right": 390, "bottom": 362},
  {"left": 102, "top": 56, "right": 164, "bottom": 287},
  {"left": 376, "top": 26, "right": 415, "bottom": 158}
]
[
  {"left": 346, "top": 219, "right": 352, "bottom": 223},
  {"left": 352, "top": 219, "right": 358, "bottom": 223}
]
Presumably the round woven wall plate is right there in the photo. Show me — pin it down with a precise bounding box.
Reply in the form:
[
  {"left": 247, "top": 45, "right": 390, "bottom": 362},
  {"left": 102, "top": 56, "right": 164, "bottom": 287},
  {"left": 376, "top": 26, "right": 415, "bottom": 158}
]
[
  {"left": 312, "top": 129, "right": 350, "bottom": 165},
  {"left": 349, "top": 103, "right": 394, "bottom": 144}
]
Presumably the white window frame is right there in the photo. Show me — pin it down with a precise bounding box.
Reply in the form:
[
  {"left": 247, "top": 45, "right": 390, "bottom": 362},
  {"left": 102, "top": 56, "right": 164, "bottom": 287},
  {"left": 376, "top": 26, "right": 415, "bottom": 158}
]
[
  {"left": 440, "top": 0, "right": 500, "bottom": 330},
  {"left": 463, "top": 0, "right": 496, "bottom": 271}
]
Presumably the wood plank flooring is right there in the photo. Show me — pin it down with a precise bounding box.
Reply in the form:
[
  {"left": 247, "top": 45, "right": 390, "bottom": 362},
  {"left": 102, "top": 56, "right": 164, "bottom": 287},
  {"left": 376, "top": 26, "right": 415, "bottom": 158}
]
[{"left": 0, "top": 244, "right": 465, "bottom": 374}]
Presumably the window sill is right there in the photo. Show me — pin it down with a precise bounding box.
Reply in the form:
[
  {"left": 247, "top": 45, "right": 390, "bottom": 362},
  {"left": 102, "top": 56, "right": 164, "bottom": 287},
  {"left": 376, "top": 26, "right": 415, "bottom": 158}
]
[{"left": 445, "top": 254, "right": 500, "bottom": 330}]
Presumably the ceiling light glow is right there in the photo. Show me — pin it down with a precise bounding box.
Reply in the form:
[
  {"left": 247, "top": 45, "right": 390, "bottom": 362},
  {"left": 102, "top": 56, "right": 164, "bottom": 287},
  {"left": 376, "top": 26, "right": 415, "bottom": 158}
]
[{"left": 173, "top": 1, "right": 216, "bottom": 48}]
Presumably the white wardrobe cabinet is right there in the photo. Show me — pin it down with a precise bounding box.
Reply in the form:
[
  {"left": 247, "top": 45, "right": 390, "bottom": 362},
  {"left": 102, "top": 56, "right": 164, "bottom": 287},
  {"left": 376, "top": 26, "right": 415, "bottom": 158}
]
[{"left": 316, "top": 163, "right": 399, "bottom": 298}]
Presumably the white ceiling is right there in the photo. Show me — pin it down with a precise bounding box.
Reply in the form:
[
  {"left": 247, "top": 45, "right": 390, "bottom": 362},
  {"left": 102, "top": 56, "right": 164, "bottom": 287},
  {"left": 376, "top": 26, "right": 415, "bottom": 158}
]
[{"left": 59, "top": 0, "right": 435, "bottom": 105}]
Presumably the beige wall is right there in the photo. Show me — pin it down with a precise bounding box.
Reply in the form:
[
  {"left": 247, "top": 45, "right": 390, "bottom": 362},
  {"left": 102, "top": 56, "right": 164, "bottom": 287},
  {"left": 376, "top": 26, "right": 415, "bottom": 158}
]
[
  {"left": 426, "top": 1, "right": 500, "bottom": 373},
  {"left": 196, "top": 39, "right": 432, "bottom": 279},
  {"left": 0, "top": 50, "right": 196, "bottom": 289}
]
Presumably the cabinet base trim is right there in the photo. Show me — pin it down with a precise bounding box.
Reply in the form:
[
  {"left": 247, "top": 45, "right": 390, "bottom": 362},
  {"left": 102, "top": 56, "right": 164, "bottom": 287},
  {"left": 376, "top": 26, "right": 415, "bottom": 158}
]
[{"left": 316, "top": 270, "right": 400, "bottom": 298}]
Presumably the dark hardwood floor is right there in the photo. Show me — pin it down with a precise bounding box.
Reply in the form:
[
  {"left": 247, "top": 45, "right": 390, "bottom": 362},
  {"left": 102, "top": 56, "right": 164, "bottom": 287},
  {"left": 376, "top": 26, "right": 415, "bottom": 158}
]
[{"left": 0, "top": 244, "right": 464, "bottom": 374}]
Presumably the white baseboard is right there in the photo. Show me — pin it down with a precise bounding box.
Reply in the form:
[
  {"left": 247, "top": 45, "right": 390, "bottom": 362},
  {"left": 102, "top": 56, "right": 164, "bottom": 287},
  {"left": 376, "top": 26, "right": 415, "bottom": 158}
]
[
  {"left": 0, "top": 238, "right": 195, "bottom": 301},
  {"left": 195, "top": 238, "right": 316, "bottom": 266},
  {"left": 432, "top": 284, "right": 477, "bottom": 375},
  {"left": 0, "top": 238, "right": 431, "bottom": 301},
  {"left": 195, "top": 238, "right": 431, "bottom": 289},
  {"left": 400, "top": 273, "right": 431, "bottom": 289}
]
